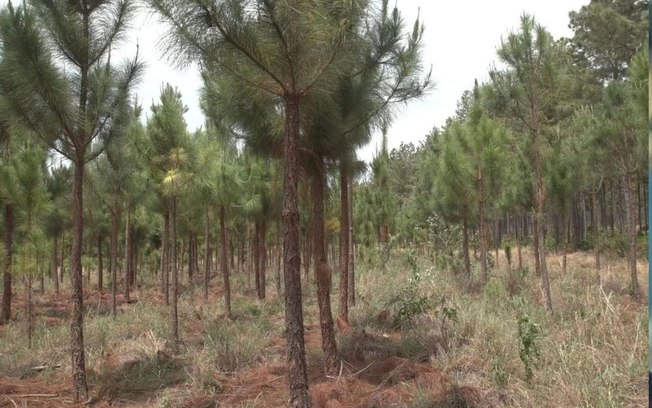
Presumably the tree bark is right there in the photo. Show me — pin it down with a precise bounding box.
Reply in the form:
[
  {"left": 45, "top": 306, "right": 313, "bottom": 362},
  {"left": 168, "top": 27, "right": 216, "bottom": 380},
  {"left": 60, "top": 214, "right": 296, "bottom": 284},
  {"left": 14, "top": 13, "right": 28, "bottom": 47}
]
[
  {"left": 462, "top": 215, "right": 471, "bottom": 277},
  {"left": 516, "top": 214, "right": 523, "bottom": 271},
  {"left": 169, "top": 196, "right": 179, "bottom": 352},
  {"left": 622, "top": 173, "right": 641, "bottom": 298},
  {"left": 220, "top": 205, "right": 231, "bottom": 317},
  {"left": 123, "top": 206, "right": 131, "bottom": 301},
  {"left": 260, "top": 220, "right": 267, "bottom": 299},
  {"left": 282, "top": 95, "right": 310, "bottom": 407},
  {"left": 312, "top": 156, "right": 338, "bottom": 373},
  {"left": 204, "top": 209, "right": 210, "bottom": 300},
  {"left": 26, "top": 274, "right": 32, "bottom": 349},
  {"left": 276, "top": 222, "right": 282, "bottom": 298},
  {"left": 562, "top": 210, "right": 568, "bottom": 275},
  {"left": 162, "top": 207, "right": 170, "bottom": 306},
  {"left": 533, "top": 133, "right": 552, "bottom": 312},
  {"left": 255, "top": 222, "right": 262, "bottom": 299},
  {"left": 2, "top": 204, "right": 14, "bottom": 322},
  {"left": 110, "top": 204, "right": 119, "bottom": 318},
  {"left": 338, "top": 167, "right": 349, "bottom": 322},
  {"left": 53, "top": 234, "right": 59, "bottom": 295},
  {"left": 70, "top": 159, "right": 88, "bottom": 402},
  {"left": 592, "top": 191, "right": 601, "bottom": 279},
  {"left": 348, "top": 179, "right": 355, "bottom": 307},
  {"left": 97, "top": 236, "right": 103, "bottom": 292},
  {"left": 478, "top": 164, "right": 488, "bottom": 283}
]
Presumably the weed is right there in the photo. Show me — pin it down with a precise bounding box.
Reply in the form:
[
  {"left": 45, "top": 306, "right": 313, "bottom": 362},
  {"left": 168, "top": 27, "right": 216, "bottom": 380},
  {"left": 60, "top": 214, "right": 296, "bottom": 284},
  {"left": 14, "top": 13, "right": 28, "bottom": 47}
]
[{"left": 518, "top": 315, "right": 541, "bottom": 384}]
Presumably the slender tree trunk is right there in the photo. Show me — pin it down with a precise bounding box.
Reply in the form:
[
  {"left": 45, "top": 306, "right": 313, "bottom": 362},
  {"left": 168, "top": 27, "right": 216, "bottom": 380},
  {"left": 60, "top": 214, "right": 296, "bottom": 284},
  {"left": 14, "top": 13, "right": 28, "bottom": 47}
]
[
  {"left": 26, "top": 274, "right": 32, "bottom": 349},
  {"left": 276, "top": 222, "right": 282, "bottom": 298},
  {"left": 110, "top": 205, "right": 119, "bottom": 318},
  {"left": 348, "top": 179, "right": 355, "bottom": 307},
  {"left": 282, "top": 95, "right": 310, "bottom": 407},
  {"left": 53, "top": 234, "right": 59, "bottom": 295},
  {"left": 637, "top": 178, "right": 642, "bottom": 234},
  {"left": 204, "top": 209, "right": 210, "bottom": 300},
  {"left": 562, "top": 210, "right": 568, "bottom": 275},
  {"left": 312, "top": 157, "right": 337, "bottom": 373},
  {"left": 533, "top": 216, "right": 541, "bottom": 276},
  {"left": 516, "top": 214, "right": 523, "bottom": 271},
  {"left": 622, "top": 172, "right": 641, "bottom": 298},
  {"left": 533, "top": 134, "right": 552, "bottom": 312},
  {"left": 462, "top": 215, "right": 471, "bottom": 277},
  {"left": 494, "top": 220, "right": 500, "bottom": 269},
  {"left": 2, "top": 204, "right": 14, "bottom": 323},
  {"left": 478, "top": 164, "right": 488, "bottom": 283},
  {"left": 98, "top": 236, "right": 103, "bottom": 292},
  {"left": 162, "top": 208, "right": 170, "bottom": 306},
  {"left": 60, "top": 233, "right": 65, "bottom": 285},
  {"left": 130, "top": 230, "right": 137, "bottom": 286},
  {"left": 70, "top": 159, "right": 88, "bottom": 402},
  {"left": 338, "top": 167, "right": 349, "bottom": 322},
  {"left": 592, "top": 191, "right": 601, "bottom": 279},
  {"left": 220, "top": 205, "right": 231, "bottom": 317},
  {"left": 123, "top": 206, "right": 131, "bottom": 302},
  {"left": 39, "top": 258, "right": 45, "bottom": 294},
  {"left": 260, "top": 220, "right": 267, "bottom": 300},
  {"left": 255, "top": 222, "right": 262, "bottom": 299},
  {"left": 169, "top": 196, "right": 179, "bottom": 352}
]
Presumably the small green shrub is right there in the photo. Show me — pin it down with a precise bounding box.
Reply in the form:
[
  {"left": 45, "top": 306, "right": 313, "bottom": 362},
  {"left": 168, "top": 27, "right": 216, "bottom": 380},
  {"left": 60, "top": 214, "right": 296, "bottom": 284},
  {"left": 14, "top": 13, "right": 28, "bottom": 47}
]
[{"left": 518, "top": 315, "right": 541, "bottom": 383}]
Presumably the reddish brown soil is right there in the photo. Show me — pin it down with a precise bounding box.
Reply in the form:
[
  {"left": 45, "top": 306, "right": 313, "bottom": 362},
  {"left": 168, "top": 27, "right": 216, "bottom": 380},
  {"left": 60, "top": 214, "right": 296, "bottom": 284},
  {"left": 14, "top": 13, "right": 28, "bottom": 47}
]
[{"left": 0, "top": 286, "right": 499, "bottom": 408}]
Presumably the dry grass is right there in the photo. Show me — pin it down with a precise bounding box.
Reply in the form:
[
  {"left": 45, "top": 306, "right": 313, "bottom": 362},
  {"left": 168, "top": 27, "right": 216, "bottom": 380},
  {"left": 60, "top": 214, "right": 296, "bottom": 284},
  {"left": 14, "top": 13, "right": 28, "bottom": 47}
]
[{"left": 0, "top": 248, "right": 647, "bottom": 407}]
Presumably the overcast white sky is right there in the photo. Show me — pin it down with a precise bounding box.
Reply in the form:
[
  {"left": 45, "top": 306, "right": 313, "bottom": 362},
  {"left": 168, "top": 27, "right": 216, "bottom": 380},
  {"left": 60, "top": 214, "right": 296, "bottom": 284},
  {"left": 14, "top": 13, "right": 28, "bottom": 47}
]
[
  {"left": 123, "top": 0, "right": 588, "bottom": 163},
  {"left": 2, "top": 0, "right": 589, "bottom": 163}
]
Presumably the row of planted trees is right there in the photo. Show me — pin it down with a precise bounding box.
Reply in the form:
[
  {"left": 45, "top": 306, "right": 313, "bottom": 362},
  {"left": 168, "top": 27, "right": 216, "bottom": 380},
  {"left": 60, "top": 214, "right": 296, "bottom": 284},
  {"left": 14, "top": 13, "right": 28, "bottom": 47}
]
[
  {"left": 0, "top": 0, "right": 431, "bottom": 406},
  {"left": 354, "top": 4, "right": 648, "bottom": 313}
]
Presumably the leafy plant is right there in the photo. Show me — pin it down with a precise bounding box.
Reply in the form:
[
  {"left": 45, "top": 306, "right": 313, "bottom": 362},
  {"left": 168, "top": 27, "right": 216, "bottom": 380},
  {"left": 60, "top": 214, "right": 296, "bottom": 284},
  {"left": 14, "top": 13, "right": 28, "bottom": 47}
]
[{"left": 518, "top": 315, "right": 541, "bottom": 383}]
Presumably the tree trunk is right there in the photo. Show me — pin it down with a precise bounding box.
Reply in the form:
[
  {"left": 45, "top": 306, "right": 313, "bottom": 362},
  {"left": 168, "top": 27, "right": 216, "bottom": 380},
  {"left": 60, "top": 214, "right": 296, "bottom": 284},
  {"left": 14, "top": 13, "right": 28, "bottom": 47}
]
[
  {"left": 348, "top": 179, "right": 355, "bottom": 307},
  {"left": 276, "top": 222, "right": 282, "bottom": 298},
  {"left": 255, "top": 222, "right": 262, "bottom": 299},
  {"left": 282, "top": 95, "right": 310, "bottom": 407},
  {"left": 533, "top": 135, "right": 552, "bottom": 312},
  {"left": 70, "top": 159, "right": 88, "bottom": 402},
  {"left": 26, "top": 274, "right": 32, "bottom": 349},
  {"left": 312, "top": 156, "right": 337, "bottom": 373},
  {"left": 516, "top": 214, "right": 523, "bottom": 271},
  {"left": 98, "top": 236, "right": 104, "bottom": 292},
  {"left": 462, "top": 215, "right": 471, "bottom": 277},
  {"left": 622, "top": 173, "right": 641, "bottom": 298},
  {"left": 2, "top": 204, "right": 14, "bottom": 322},
  {"left": 220, "top": 205, "right": 231, "bottom": 317},
  {"left": 53, "top": 234, "right": 59, "bottom": 295},
  {"left": 592, "top": 191, "right": 601, "bottom": 279},
  {"left": 338, "top": 167, "right": 349, "bottom": 322},
  {"left": 110, "top": 204, "right": 120, "bottom": 318},
  {"left": 60, "top": 233, "right": 65, "bottom": 285},
  {"left": 169, "top": 196, "right": 179, "bottom": 352},
  {"left": 260, "top": 220, "right": 267, "bottom": 300},
  {"left": 204, "top": 209, "right": 210, "bottom": 300},
  {"left": 478, "top": 164, "right": 488, "bottom": 283},
  {"left": 562, "top": 210, "right": 568, "bottom": 275},
  {"left": 637, "top": 177, "right": 642, "bottom": 234},
  {"left": 123, "top": 206, "right": 131, "bottom": 302},
  {"left": 130, "top": 230, "right": 137, "bottom": 286},
  {"left": 162, "top": 207, "right": 170, "bottom": 306}
]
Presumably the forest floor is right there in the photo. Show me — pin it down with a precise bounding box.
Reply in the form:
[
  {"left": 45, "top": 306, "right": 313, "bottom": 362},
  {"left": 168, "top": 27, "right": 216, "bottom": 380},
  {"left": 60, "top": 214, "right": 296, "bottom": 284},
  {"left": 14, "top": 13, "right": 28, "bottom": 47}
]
[{"left": 0, "top": 248, "right": 648, "bottom": 407}]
